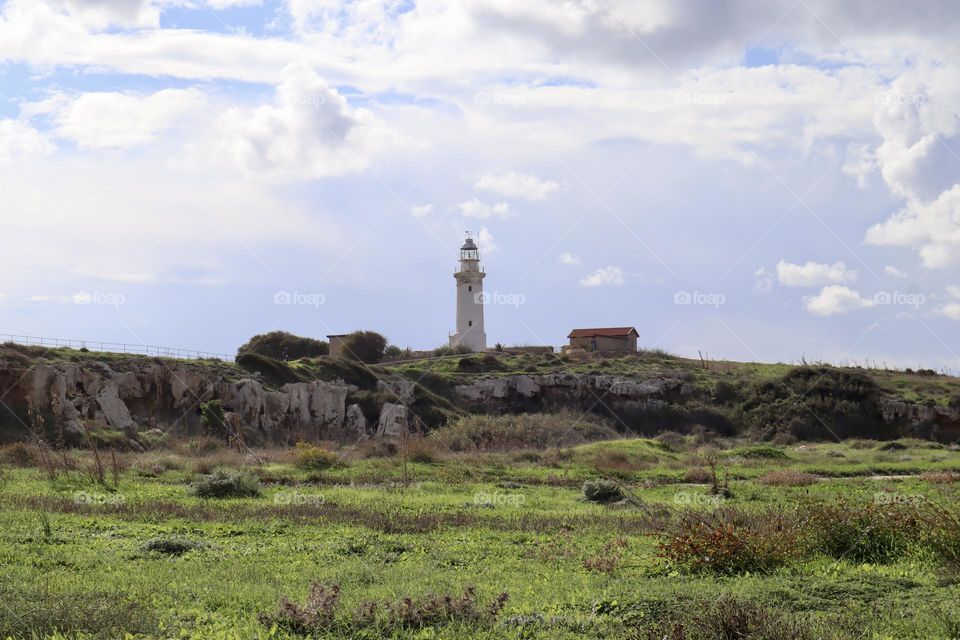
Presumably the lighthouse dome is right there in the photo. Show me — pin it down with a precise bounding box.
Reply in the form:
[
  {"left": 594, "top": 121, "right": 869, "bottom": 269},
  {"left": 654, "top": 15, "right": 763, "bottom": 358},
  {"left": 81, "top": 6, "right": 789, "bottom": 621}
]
[{"left": 460, "top": 237, "right": 478, "bottom": 251}]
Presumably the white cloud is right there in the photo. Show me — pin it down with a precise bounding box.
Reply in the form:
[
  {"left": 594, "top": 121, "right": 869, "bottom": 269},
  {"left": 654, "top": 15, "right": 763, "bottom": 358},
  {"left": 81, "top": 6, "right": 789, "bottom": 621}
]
[
  {"left": 580, "top": 266, "right": 624, "bottom": 287},
  {"left": 474, "top": 171, "right": 560, "bottom": 201},
  {"left": 947, "top": 285, "right": 960, "bottom": 300},
  {"left": 478, "top": 226, "right": 497, "bottom": 253},
  {"left": 457, "top": 198, "right": 511, "bottom": 219},
  {"left": 776, "top": 260, "right": 857, "bottom": 287},
  {"left": 842, "top": 142, "right": 877, "bottom": 188},
  {"left": 804, "top": 286, "right": 875, "bottom": 316},
  {"left": 558, "top": 252, "right": 581, "bottom": 266},
  {"left": 53, "top": 89, "right": 206, "bottom": 150},
  {"left": 942, "top": 303, "right": 960, "bottom": 321},
  {"left": 410, "top": 204, "right": 433, "bottom": 218},
  {"left": 0, "top": 119, "right": 54, "bottom": 163},
  {"left": 218, "top": 63, "right": 396, "bottom": 181},
  {"left": 884, "top": 265, "right": 908, "bottom": 278},
  {"left": 864, "top": 64, "right": 960, "bottom": 268},
  {"left": 867, "top": 185, "right": 960, "bottom": 268}
]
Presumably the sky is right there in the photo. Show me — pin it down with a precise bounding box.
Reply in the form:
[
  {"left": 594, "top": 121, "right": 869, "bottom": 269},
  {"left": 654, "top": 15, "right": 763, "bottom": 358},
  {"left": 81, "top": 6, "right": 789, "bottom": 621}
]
[{"left": 1, "top": 0, "right": 959, "bottom": 369}]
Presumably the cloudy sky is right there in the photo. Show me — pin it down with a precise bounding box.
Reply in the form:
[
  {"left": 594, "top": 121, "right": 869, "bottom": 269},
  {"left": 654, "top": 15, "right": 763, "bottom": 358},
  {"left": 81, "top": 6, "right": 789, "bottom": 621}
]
[{"left": 1, "top": 0, "right": 959, "bottom": 368}]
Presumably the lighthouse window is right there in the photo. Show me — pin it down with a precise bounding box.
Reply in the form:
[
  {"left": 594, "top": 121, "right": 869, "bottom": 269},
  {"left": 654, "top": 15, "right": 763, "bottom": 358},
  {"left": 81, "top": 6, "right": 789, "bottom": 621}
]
[
  {"left": 468, "top": 286, "right": 472, "bottom": 292},
  {"left": 469, "top": 321, "right": 473, "bottom": 326}
]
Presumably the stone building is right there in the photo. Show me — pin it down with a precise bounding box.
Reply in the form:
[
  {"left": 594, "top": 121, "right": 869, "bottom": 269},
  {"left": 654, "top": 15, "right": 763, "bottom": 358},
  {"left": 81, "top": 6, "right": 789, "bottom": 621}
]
[{"left": 566, "top": 327, "right": 638, "bottom": 353}]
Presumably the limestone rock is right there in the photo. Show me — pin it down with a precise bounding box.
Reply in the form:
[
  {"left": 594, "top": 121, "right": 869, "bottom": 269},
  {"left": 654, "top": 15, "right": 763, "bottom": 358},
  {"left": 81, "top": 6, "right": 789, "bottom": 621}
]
[
  {"left": 344, "top": 404, "right": 368, "bottom": 440},
  {"left": 94, "top": 383, "right": 135, "bottom": 429},
  {"left": 376, "top": 403, "right": 419, "bottom": 438}
]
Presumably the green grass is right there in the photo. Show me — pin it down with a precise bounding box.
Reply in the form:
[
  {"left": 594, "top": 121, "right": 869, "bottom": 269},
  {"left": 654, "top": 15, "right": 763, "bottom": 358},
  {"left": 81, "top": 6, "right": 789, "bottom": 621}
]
[{"left": 4, "top": 438, "right": 960, "bottom": 638}]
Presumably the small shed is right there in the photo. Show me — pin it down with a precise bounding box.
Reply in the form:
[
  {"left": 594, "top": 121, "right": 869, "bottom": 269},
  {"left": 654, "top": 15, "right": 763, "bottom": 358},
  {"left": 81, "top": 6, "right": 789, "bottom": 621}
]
[{"left": 567, "top": 327, "right": 638, "bottom": 353}]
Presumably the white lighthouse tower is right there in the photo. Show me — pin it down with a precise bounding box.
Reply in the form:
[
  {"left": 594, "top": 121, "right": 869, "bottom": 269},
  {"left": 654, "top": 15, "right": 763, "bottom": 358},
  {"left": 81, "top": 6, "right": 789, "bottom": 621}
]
[{"left": 449, "top": 234, "right": 487, "bottom": 352}]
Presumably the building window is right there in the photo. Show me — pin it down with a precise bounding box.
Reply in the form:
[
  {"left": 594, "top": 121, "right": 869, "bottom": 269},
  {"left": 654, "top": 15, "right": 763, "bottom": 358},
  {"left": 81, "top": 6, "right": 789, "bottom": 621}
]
[
  {"left": 469, "top": 321, "right": 473, "bottom": 326},
  {"left": 468, "top": 286, "right": 472, "bottom": 292}
]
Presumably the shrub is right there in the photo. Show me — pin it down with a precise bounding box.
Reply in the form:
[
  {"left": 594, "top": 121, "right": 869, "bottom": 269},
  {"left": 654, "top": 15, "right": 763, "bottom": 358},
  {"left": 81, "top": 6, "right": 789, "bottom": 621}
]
[
  {"left": 803, "top": 501, "right": 919, "bottom": 563},
  {"left": 657, "top": 507, "right": 805, "bottom": 574},
  {"left": 259, "top": 584, "right": 509, "bottom": 634},
  {"left": 181, "top": 436, "right": 223, "bottom": 456},
  {"left": 384, "top": 345, "right": 404, "bottom": 359},
  {"left": 199, "top": 400, "right": 226, "bottom": 437},
  {"left": 637, "top": 595, "right": 815, "bottom": 640},
  {"left": 259, "top": 583, "right": 341, "bottom": 635},
  {"left": 432, "top": 344, "right": 472, "bottom": 357},
  {"left": 354, "top": 586, "right": 509, "bottom": 630},
  {"left": 142, "top": 537, "right": 203, "bottom": 555},
  {"left": 681, "top": 467, "right": 712, "bottom": 484},
  {"left": 189, "top": 470, "right": 261, "bottom": 498},
  {"left": 757, "top": 471, "right": 818, "bottom": 487},
  {"left": 341, "top": 331, "right": 388, "bottom": 364},
  {"left": 237, "top": 331, "right": 329, "bottom": 361},
  {"left": 730, "top": 445, "right": 789, "bottom": 460},
  {"left": 0, "top": 442, "right": 37, "bottom": 466},
  {"left": 582, "top": 479, "right": 625, "bottom": 504},
  {"left": 294, "top": 442, "right": 340, "bottom": 470},
  {"left": 654, "top": 431, "right": 686, "bottom": 452},
  {"left": 430, "top": 412, "right": 617, "bottom": 452},
  {"left": 400, "top": 438, "right": 440, "bottom": 463},
  {"left": 356, "top": 439, "right": 400, "bottom": 459}
]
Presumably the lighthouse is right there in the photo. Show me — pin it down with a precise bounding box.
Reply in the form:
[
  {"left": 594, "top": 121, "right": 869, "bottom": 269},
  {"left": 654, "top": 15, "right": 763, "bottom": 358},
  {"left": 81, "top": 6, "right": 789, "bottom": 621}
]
[{"left": 449, "top": 234, "right": 487, "bottom": 352}]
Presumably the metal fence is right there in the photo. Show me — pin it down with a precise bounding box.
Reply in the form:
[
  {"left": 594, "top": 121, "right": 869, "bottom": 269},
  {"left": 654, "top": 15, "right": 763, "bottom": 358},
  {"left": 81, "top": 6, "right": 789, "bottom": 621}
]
[{"left": 0, "top": 334, "right": 234, "bottom": 362}]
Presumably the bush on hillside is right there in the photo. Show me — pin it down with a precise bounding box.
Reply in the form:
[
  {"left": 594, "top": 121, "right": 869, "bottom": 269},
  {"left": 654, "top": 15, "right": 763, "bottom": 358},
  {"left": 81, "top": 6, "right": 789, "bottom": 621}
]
[
  {"left": 657, "top": 507, "right": 805, "bottom": 574},
  {"left": 582, "top": 479, "right": 625, "bottom": 504},
  {"left": 341, "top": 331, "right": 388, "bottom": 364},
  {"left": 294, "top": 442, "right": 341, "bottom": 470},
  {"left": 189, "top": 470, "right": 261, "bottom": 499},
  {"left": 428, "top": 412, "right": 617, "bottom": 452},
  {"left": 237, "top": 331, "right": 329, "bottom": 361},
  {"left": 199, "top": 400, "right": 226, "bottom": 437},
  {"left": 738, "top": 366, "right": 891, "bottom": 440}
]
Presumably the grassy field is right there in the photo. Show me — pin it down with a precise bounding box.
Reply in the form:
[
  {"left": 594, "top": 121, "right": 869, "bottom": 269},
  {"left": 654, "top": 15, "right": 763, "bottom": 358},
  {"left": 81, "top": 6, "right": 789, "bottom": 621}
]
[{"left": 4, "top": 433, "right": 960, "bottom": 639}]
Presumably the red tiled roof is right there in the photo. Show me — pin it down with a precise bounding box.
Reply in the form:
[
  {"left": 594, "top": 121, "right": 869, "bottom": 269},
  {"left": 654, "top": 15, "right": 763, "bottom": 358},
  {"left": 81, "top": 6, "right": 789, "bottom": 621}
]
[{"left": 567, "top": 327, "right": 638, "bottom": 338}]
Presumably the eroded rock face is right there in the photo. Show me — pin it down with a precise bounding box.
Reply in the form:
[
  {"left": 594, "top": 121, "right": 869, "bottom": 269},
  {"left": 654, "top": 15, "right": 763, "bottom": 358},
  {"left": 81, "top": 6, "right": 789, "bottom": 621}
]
[
  {"left": 454, "top": 374, "right": 690, "bottom": 406},
  {"left": 376, "top": 403, "right": 420, "bottom": 438},
  {"left": 344, "top": 404, "right": 369, "bottom": 440},
  {"left": 1, "top": 358, "right": 352, "bottom": 443}
]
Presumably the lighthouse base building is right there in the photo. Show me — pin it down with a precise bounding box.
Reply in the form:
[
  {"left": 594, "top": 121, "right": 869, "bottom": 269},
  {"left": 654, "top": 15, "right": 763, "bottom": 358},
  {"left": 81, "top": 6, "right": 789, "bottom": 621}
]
[{"left": 449, "top": 235, "right": 487, "bottom": 352}]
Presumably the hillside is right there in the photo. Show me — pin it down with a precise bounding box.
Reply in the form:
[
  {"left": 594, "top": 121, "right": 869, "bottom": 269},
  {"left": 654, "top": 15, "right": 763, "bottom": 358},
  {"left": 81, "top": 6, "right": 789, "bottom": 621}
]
[{"left": 2, "top": 343, "right": 959, "bottom": 446}]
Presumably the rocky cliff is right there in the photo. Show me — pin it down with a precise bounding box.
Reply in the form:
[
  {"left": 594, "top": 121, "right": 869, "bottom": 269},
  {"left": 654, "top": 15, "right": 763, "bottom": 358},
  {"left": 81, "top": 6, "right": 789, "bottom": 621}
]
[{"left": 2, "top": 346, "right": 958, "bottom": 446}]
